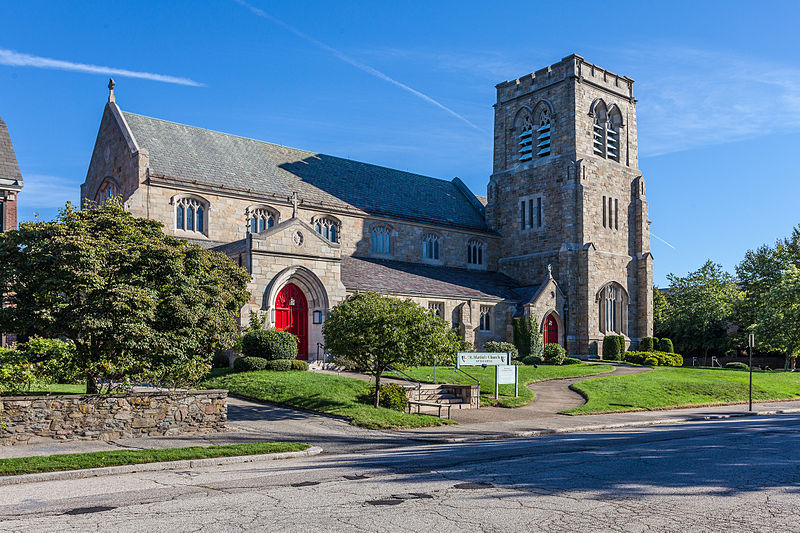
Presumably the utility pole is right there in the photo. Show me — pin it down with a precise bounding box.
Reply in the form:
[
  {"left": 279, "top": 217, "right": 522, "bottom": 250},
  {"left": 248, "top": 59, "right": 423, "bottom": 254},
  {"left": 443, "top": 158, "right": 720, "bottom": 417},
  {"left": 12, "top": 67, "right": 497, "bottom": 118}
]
[{"left": 749, "top": 333, "right": 755, "bottom": 412}]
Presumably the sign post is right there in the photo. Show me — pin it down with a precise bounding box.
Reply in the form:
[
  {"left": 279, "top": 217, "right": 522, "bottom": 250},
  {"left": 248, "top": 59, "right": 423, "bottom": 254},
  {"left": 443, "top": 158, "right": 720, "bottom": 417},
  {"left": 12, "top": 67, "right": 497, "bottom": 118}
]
[
  {"left": 495, "top": 363, "right": 518, "bottom": 399},
  {"left": 749, "top": 333, "right": 755, "bottom": 411},
  {"left": 457, "top": 352, "right": 516, "bottom": 400}
]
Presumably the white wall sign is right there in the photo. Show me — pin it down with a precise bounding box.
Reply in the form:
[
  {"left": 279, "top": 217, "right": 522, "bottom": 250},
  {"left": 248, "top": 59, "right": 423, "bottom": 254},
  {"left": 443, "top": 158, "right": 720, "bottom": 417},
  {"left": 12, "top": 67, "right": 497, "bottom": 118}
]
[
  {"left": 495, "top": 364, "right": 518, "bottom": 398},
  {"left": 456, "top": 352, "right": 509, "bottom": 368}
]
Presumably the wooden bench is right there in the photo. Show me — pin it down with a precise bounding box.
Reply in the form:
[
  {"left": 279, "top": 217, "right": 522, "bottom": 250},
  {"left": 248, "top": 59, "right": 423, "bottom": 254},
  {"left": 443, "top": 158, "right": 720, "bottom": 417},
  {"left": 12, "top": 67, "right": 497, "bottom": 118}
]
[{"left": 406, "top": 400, "right": 452, "bottom": 419}]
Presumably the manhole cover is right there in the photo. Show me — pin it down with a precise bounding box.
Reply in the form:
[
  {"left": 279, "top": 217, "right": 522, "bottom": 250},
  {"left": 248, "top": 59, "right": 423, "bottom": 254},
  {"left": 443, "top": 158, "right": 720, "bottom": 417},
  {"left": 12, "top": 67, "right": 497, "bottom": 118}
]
[
  {"left": 453, "top": 482, "right": 493, "bottom": 490},
  {"left": 63, "top": 506, "right": 116, "bottom": 515},
  {"left": 291, "top": 481, "right": 320, "bottom": 487}
]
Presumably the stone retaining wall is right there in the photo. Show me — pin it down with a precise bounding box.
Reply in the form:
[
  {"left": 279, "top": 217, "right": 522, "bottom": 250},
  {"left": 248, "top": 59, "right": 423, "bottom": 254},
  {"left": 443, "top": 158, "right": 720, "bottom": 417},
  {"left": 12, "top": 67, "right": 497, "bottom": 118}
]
[{"left": 0, "top": 389, "right": 227, "bottom": 446}]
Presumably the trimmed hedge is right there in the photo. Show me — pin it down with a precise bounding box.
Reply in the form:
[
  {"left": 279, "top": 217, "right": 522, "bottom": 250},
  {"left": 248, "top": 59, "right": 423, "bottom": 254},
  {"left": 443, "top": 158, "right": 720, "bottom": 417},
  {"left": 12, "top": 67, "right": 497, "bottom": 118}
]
[
  {"left": 640, "top": 337, "right": 655, "bottom": 352},
  {"left": 233, "top": 356, "right": 269, "bottom": 372},
  {"left": 241, "top": 329, "right": 298, "bottom": 360},
  {"left": 657, "top": 338, "right": 674, "bottom": 353},
  {"left": 522, "top": 355, "right": 543, "bottom": 366},
  {"left": 725, "top": 361, "right": 749, "bottom": 371},
  {"left": 264, "top": 359, "right": 293, "bottom": 371},
  {"left": 544, "top": 343, "right": 567, "bottom": 365},
  {"left": 602, "top": 336, "right": 622, "bottom": 360},
  {"left": 563, "top": 357, "right": 581, "bottom": 365},
  {"left": 291, "top": 360, "right": 309, "bottom": 371},
  {"left": 368, "top": 382, "right": 409, "bottom": 411},
  {"left": 483, "top": 341, "right": 518, "bottom": 360},
  {"left": 623, "top": 351, "right": 683, "bottom": 367}
]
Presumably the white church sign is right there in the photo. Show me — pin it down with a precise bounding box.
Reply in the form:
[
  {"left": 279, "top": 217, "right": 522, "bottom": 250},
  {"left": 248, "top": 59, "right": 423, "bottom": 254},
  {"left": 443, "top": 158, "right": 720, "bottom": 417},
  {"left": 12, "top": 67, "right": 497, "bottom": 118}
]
[{"left": 456, "top": 352, "right": 509, "bottom": 368}]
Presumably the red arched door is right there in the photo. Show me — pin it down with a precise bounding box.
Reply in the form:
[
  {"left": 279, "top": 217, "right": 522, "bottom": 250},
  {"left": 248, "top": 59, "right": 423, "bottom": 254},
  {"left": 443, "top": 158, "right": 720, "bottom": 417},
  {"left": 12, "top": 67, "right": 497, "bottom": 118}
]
[
  {"left": 543, "top": 313, "right": 559, "bottom": 347},
  {"left": 274, "top": 283, "right": 308, "bottom": 360}
]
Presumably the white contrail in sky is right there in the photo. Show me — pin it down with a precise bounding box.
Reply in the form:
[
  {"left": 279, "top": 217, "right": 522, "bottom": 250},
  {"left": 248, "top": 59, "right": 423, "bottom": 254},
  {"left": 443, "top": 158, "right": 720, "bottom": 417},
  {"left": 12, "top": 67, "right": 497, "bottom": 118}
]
[
  {"left": 0, "top": 49, "right": 204, "bottom": 87},
  {"left": 652, "top": 233, "right": 676, "bottom": 249},
  {"left": 232, "top": 0, "right": 483, "bottom": 132}
]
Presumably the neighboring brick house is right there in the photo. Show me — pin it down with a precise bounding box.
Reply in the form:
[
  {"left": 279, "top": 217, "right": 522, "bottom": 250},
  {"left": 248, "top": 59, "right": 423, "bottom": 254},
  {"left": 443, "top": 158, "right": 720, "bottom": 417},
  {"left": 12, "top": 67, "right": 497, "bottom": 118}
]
[
  {"left": 81, "top": 55, "right": 653, "bottom": 358},
  {"left": 0, "top": 116, "right": 23, "bottom": 348}
]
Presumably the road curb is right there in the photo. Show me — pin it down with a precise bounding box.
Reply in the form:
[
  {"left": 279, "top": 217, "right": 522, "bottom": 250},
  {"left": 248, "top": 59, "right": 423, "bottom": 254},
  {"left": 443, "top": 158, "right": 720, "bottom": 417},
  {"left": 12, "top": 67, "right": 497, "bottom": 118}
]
[
  {"left": 420, "top": 408, "right": 800, "bottom": 443},
  {"left": 0, "top": 445, "right": 323, "bottom": 486}
]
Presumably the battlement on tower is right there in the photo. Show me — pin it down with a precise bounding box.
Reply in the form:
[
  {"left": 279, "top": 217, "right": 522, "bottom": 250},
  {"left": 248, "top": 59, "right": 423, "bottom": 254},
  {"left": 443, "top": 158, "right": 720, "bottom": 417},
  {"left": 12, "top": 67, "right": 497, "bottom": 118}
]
[{"left": 495, "top": 54, "right": 635, "bottom": 103}]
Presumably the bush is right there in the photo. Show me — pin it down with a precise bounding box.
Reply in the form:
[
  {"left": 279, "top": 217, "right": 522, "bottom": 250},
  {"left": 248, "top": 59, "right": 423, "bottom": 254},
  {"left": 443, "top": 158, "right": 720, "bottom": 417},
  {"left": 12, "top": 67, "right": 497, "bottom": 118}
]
[
  {"left": 522, "top": 355, "right": 543, "bottom": 366},
  {"left": 543, "top": 343, "right": 567, "bottom": 365},
  {"left": 725, "top": 361, "right": 749, "bottom": 370},
  {"left": 241, "top": 329, "right": 298, "bottom": 360},
  {"left": 602, "top": 336, "right": 622, "bottom": 360},
  {"left": 368, "top": 382, "right": 409, "bottom": 411},
  {"left": 483, "top": 341, "right": 518, "bottom": 360},
  {"left": 563, "top": 357, "right": 581, "bottom": 365},
  {"left": 264, "top": 359, "right": 293, "bottom": 371},
  {"left": 644, "top": 356, "right": 659, "bottom": 366},
  {"left": 19, "top": 337, "right": 78, "bottom": 383},
  {"left": 0, "top": 347, "right": 40, "bottom": 393},
  {"left": 233, "top": 356, "right": 268, "bottom": 372},
  {"left": 640, "top": 337, "right": 655, "bottom": 352},
  {"left": 657, "top": 338, "right": 674, "bottom": 354},
  {"left": 291, "top": 360, "right": 309, "bottom": 371},
  {"left": 615, "top": 335, "right": 626, "bottom": 355}
]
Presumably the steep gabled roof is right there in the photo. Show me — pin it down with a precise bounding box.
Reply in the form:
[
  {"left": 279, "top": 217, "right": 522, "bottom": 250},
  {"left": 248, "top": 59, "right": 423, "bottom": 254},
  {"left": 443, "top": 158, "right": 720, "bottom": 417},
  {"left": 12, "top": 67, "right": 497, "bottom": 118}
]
[
  {"left": 0, "top": 117, "right": 23, "bottom": 190},
  {"left": 341, "top": 256, "right": 524, "bottom": 300},
  {"left": 121, "top": 111, "right": 490, "bottom": 232}
]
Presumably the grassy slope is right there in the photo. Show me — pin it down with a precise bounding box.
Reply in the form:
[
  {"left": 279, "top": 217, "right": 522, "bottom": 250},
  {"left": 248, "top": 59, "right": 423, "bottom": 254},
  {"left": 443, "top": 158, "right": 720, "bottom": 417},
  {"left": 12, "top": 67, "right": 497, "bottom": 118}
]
[
  {"left": 567, "top": 366, "right": 800, "bottom": 414},
  {"left": 203, "top": 370, "right": 454, "bottom": 429},
  {"left": 0, "top": 442, "right": 309, "bottom": 476},
  {"left": 398, "top": 364, "right": 613, "bottom": 407}
]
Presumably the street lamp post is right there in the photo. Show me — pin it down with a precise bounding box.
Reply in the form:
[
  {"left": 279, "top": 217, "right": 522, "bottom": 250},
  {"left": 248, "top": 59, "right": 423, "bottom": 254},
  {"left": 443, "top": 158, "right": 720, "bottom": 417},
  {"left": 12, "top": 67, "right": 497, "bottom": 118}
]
[
  {"left": 562, "top": 301, "right": 569, "bottom": 353},
  {"left": 749, "top": 333, "right": 755, "bottom": 412}
]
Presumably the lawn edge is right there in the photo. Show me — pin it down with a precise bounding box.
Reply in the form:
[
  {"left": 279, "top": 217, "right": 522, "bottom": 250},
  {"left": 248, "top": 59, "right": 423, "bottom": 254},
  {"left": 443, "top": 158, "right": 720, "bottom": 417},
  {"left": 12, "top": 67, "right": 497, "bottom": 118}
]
[
  {"left": 562, "top": 393, "right": 800, "bottom": 415},
  {"left": 0, "top": 445, "right": 323, "bottom": 486}
]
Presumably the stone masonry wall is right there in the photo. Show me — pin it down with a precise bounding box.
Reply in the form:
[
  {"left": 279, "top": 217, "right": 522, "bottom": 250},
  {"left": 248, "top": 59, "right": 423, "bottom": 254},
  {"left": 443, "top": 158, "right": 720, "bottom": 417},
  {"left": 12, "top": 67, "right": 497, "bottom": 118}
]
[{"left": 0, "top": 389, "right": 227, "bottom": 446}]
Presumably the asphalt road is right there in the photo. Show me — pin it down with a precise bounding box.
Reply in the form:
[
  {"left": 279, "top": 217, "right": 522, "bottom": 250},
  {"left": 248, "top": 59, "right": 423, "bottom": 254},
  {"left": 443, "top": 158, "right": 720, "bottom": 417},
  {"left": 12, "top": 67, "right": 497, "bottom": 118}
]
[{"left": 3, "top": 414, "right": 800, "bottom": 532}]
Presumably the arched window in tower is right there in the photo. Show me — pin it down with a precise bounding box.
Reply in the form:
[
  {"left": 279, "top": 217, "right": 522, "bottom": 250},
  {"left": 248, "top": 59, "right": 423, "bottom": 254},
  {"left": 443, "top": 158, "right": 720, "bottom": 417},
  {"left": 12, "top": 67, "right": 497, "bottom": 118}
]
[
  {"left": 422, "top": 233, "right": 439, "bottom": 260},
  {"left": 516, "top": 110, "right": 534, "bottom": 162},
  {"left": 174, "top": 197, "right": 209, "bottom": 235},
  {"left": 94, "top": 179, "right": 118, "bottom": 204},
  {"left": 371, "top": 225, "right": 391, "bottom": 254},
  {"left": 248, "top": 207, "right": 278, "bottom": 234},
  {"left": 597, "top": 283, "right": 628, "bottom": 335},
  {"left": 467, "top": 240, "right": 485, "bottom": 266},
  {"left": 607, "top": 106, "right": 623, "bottom": 162},
  {"left": 592, "top": 101, "right": 608, "bottom": 157},
  {"left": 313, "top": 216, "right": 341, "bottom": 243},
  {"left": 535, "top": 106, "right": 551, "bottom": 157}
]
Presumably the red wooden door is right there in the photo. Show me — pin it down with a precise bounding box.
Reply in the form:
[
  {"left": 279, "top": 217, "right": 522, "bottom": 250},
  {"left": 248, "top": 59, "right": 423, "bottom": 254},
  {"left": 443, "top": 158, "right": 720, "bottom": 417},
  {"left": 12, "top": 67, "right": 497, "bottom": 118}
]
[
  {"left": 543, "top": 313, "right": 559, "bottom": 347},
  {"left": 274, "top": 283, "right": 308, "bottom": 360}
]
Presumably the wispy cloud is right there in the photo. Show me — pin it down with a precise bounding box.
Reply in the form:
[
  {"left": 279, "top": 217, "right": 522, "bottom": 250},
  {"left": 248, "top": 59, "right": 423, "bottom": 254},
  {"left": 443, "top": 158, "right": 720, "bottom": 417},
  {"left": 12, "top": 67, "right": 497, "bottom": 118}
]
[
  {"left": 0, "top": 49, "right": 204, "bottom": 87},
  {"left": 18, "top": 174, "right": 79, "bottom": 210},
  {"left": 231, "top": 0, "right": 483, "bottom": 132}
]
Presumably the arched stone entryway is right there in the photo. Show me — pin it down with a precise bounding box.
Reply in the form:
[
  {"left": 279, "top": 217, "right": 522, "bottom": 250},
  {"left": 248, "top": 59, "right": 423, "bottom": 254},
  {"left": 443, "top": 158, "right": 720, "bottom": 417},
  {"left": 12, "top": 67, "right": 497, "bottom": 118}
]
[
  {"left": 543, "top": 312, "right": 560, "bottom": 346},
  {"left": 274, "top": 283, "right": 309, "bottom": 360}
]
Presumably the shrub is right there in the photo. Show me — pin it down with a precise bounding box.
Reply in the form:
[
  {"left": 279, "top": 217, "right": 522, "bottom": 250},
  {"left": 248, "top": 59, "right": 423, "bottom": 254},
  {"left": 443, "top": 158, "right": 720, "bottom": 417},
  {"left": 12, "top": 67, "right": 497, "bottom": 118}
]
[
  {"left": 513, "top": 315, "right": 543, "bottom": 360},
  {"left": 241, "top": 329, "right": 298, "bottom": 360},
  {"left": 233, "top": 356, "right": 268, "bottom": 372},
  {"left": 615, "top": 335, "right": 626, "bottom": 355},
  {"left": 483, "top": 341, "right": 518, "bottom": 360},
  {"left": 563, "top": 357, "right": 581, "bottom": 365},
  {"left": 644, "top": 356, "right": 659, "bottom": 366},
  {"left": 522, "top": 355, "right": 543, "bottom": 366},
  {"left": 19, "top": 337, "right": 78, "bottom": 383},
  {"left": 657, "top": 338, "right": 674, "bottom": 354},
  {"left": 291, "top": 360, "right": 309, "bottom": 371},
  {"left": 264, "top": 359, "right": 293, "bottom": 371},
  {"left": 725, "top": 361, "right": 749, "bottom": 370},
  {"left": 0, "top": 347, "right": 41, "bottom": 393},
  {"left": 602, "top": 336, "right": 621, "bottom": 360},
  {"left": 368, "top": 382, "right": 409, "bottom": 411},
  {"left": 640, "top": 337, "right": 655, "bottom": 352},
  {"left": 543, "top": 343, "right": 567, "bottom": 365}
]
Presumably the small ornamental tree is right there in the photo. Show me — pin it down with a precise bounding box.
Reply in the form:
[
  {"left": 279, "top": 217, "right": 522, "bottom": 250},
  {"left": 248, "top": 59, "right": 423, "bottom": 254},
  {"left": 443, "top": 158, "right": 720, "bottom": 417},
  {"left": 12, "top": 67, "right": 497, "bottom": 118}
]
[
  {"left": 323, "top": 291, "right": 459, "bottom": 407},
  {"left": 0, "top": 199, "right": 250, "bottom": 393},
  {"left": 754, "top": 265, "right": 800, "bottom": 369}
]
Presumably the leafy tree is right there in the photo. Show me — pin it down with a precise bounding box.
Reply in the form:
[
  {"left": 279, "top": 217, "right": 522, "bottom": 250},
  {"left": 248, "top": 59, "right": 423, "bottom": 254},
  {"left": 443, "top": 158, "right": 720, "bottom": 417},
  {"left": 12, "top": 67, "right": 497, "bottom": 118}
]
[
  {"left": 0, "top": 200, "right": 250, "bottom": 393},
  {"left": 653, "top": 286, "right": 671, "bottom": 339},
  {"left": 322, "top": 291, "right": 459, "bottom": 407},
  {"left": 659, "top": 261, "right": 742, "bottom": 357},
  {"left": 754, "top": 265, "right": 800, "bottom": 369}
]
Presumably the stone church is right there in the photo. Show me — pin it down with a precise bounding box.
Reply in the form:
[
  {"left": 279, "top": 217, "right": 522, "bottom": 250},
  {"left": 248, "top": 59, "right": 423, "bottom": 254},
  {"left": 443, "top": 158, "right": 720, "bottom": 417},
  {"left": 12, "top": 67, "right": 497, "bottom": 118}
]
[
  {"left": 81, "top": 54, "right": 653, "bottom": 358},
  {"left": 1, "top": 116, "right": 24, "bottom": 348}
]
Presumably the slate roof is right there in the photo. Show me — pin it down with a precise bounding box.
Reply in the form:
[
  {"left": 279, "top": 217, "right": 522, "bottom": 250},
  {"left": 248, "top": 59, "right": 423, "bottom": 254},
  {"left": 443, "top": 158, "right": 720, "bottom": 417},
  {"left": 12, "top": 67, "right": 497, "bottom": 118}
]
[
  {"left": 341, "top": 256, "right": 525, "bottom": 300},
  {"left": 0, "top": 117, "right": 22, "bottom": 189},
  {"left": 121, "top": 111, "right": 489, "bottom": 231}
]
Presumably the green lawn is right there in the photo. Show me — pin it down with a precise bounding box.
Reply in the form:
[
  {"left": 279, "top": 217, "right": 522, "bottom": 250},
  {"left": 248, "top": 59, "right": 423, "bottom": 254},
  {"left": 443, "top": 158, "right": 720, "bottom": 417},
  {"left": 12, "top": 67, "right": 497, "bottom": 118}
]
[
  {"left": 1, "top": 383, "right": 86, "bottom": 396},
  {"left": 397, "top": 363, "right": 614, "bottom": 407},
  {"left": 0, "top": 442, "right": 309, "bottom": 476},
  {"left": 202, "top": 370, "right": 455, "bottom": 429},
  {"left": 567, "top": 366, "right": 800, "bottom": 414}
]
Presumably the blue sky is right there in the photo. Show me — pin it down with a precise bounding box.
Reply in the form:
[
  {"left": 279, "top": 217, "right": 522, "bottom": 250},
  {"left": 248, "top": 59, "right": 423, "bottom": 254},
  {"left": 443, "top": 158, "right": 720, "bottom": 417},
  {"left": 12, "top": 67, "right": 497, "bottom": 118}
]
[{"left": 2, "top": 0, "right": 799, "bottom": 286}]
